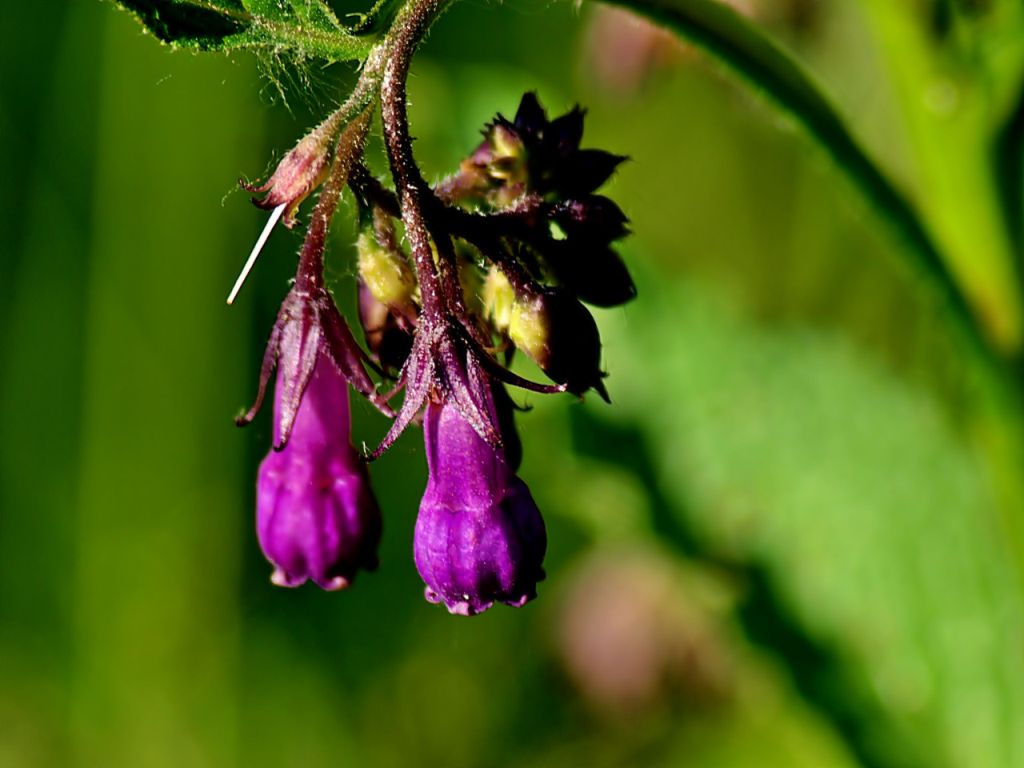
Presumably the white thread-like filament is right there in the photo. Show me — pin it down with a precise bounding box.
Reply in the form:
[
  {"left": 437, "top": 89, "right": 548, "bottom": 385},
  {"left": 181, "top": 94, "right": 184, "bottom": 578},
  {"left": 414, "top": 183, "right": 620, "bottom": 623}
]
[{"left": 226, "top": 203, "right": 286, "bottom": 305}]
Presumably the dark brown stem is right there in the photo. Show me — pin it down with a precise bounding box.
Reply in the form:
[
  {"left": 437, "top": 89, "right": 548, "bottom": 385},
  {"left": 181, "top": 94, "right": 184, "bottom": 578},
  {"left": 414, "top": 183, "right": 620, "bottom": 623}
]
[
  {"left": 379, "top": 0, "right": 451, "bottom": 320},
  {"left": 295, "top": 109, "right": 373, "bottom": 293},
  {"left": 350, "top": 163, "right": 401, "bottom": 218},
  {"left": 350, "top": 161, "right": 545, "bottom": 298}
]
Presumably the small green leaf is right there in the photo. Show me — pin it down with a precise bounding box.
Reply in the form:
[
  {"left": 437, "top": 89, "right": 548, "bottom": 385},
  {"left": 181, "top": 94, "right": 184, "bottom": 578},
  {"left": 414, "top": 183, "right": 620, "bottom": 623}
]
[
  {"left": 115, "top": 0, "right": 247, "bottom": 48},
  {"left": 112, "top": 0, "right": 373, "bottom": 62},
  {"left": 288, "top": 0, "right": 344, "bottom": 32}
]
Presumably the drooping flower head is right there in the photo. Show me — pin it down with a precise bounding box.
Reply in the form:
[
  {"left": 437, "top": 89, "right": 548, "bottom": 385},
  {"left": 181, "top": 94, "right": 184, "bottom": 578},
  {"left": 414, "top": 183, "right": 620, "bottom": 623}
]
[
  {"left": 227, "top": 87, "right": 630, "bottom": 614},
  {"left": 413, "top": 361, "right": 546, "bottom": 615}
]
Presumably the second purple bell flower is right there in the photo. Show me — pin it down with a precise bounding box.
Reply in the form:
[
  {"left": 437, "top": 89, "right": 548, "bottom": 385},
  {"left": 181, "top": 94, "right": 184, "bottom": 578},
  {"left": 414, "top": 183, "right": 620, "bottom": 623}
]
[{"left": 414, "top": 389, "right": 547, "bottom": 616}]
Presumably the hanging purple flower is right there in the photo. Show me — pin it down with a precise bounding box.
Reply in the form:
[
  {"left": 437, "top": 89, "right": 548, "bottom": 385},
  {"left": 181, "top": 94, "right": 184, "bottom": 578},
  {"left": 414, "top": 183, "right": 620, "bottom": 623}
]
[
  {"left": 256, "top": 346, "right": 381, "bottom": 589},
  {"left": 414, "top": 379, "right": 546, "bottom": 616},
  {"left": 239, "top": 284, "right": 388, "bottom": 590}
]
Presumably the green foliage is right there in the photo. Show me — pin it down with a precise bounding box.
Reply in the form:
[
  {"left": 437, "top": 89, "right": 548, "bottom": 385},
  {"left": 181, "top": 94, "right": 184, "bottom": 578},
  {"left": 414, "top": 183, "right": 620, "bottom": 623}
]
[
  {"left": 857, "top": 0, "right": 1024, "bottom": 350},
  {"left": 597, "top": 270, "right": 1024, "bottom": 768},
  {"left": 4, "top": 1, "right": 1024, "bottom": 767},
  {"left": 601, "top": 0, "right": 1001, "bottom": 366},
  {"left": 112, "top": 0, "right": 375, "bottom": 60}
]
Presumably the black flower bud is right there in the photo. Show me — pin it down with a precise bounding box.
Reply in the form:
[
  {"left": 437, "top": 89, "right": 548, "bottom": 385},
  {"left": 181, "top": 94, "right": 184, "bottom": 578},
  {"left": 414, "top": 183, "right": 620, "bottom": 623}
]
[
  {"left": 513, "top": 91, "right": 548, "bottom": 138},
  {"left": 508, "top": 288, "right": 608, "bottom": 400},
  {"left": 552, "top": 149, "right": 626, "bottom": 198},
  {"left": 547, "top": 241, "right": 637, "bottom": 308},
  {"left": 552, "top": 196, "right": 630, "bottom": 243}
]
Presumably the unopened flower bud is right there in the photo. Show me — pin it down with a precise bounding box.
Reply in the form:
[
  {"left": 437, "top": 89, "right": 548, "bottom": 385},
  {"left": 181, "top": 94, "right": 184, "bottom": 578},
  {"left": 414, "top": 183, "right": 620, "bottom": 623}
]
[
  {"left": 257, "top": 347, "right": 381, "bottom": 590},
  {"left": 458, "top": 120, "right": 529, "bottom": 207},
  {"left": 547, "top": 107, "right": 586, "bottom": 157},
  {"left": 554, "top": 149, "right": 627, "bottom": 198},
  {"left": 357, "top": 279, "right": 415, "bottom": 375},
  {"left": 548, "top": 241, "right": 637, "bottom": 308},
  {"left": 513, "top": 91, "right": 547, "bottom": 139},
  {"left": 484, "top": 122, "right": 528, "bottom": 184},
  {"left": 552, "top": 196, "right": 630, "bottom": 243},
  {"left": 510, "top": 93, "right": 626, "bottom": 198},
  {"left": 482, "top": 266, "right": 515, "bottom": 333},
  {"left": 242, "top": 114, "right": 340, "bottom": 228},
  {"left": 356, "top": 230, "right": 417, "bottom": 311},
  {"left": 414, "top": 397, "right": 545, "bottom": 615},
  {"left": 508, "top": 288, "right": 608, "bottom": 400}
]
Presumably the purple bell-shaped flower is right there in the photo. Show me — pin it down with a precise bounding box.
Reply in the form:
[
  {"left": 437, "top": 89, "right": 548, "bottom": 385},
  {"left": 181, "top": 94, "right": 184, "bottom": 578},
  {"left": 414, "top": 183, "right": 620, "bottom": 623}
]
[
  {"left": 414, "top": 387, "right": 546, "bottom": 616},
  {"left": 257, "top": 345, "right": 381, "bottom": 590}
]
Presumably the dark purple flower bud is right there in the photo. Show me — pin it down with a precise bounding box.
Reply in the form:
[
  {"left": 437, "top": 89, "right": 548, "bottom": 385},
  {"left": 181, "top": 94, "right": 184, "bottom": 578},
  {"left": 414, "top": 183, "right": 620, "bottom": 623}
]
[
  {"left": 414, "top": 397, "right": 546, "bottom": 615},
  {"left": 514, "top": 91, "right": 548, "bottom": 138},
  {"left": 357, "top": 278, "right": 415, "bottom": 375},
  {"left": 508, "top": 288, "right": 609, "bottom": 400},
  {"left": 555, "top": 149, "right": 627, "bottom": 197},
  {"left": 547, "top": 241, "right": 637, "bottom": 308},
  {"left": 546, "top": 107, "right": 585, "bottom": 157},
  {"left": 552, "top": 196, "right": 630, "bottom": 243},
  {"left": 257, "top": 347, "right": 381, "bottom": 590},
  {"left": 241, "top": 113, "right": 341, "bottom": 228}
]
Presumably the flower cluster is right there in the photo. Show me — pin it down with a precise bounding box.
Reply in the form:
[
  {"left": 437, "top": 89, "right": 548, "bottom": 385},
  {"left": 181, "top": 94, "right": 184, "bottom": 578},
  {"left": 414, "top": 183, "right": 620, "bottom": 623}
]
[{"left": 233, "top": 93, "right": 634, "bottom": 615}]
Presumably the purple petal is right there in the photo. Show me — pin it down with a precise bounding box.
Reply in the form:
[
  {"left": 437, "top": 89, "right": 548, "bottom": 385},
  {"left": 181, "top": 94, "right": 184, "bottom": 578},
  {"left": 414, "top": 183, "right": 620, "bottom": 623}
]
[
  {"left": 414, "top": 400, "right": 546, "bottom": 615},
  {"left": 257, "top": 348, "right": 381, "bottom": 589}
]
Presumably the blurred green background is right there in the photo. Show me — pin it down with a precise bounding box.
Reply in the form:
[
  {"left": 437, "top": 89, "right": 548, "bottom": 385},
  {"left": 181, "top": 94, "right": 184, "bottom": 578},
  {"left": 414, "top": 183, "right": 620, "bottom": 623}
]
[{"left": 2, "top": 0, "right": 1024, "bottom": 766}]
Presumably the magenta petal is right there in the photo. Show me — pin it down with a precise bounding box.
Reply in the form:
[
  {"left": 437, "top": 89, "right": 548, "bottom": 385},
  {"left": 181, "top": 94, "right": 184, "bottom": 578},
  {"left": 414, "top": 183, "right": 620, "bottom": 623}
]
[
  {"left": 414, "top": 401, "right": 546, "bottom": 615},
  {"left": 256, "top": 348, "right": 380, "bottom": 589}
]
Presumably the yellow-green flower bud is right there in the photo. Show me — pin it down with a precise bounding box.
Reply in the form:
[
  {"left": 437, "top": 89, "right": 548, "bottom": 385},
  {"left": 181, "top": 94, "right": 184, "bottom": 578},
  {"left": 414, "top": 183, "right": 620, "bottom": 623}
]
[
  {"left": 357, "top": 230, "right": 416, "bottom": 311},
  {"left": 483, "top": 267, "right": 515, "bottom": 333},
  {"left": 508, "top": 288, "right": 607, "bottom": 399}
]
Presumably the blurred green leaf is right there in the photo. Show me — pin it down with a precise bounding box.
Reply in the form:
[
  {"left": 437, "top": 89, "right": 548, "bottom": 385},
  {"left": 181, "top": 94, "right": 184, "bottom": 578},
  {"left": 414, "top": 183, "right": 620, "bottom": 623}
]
[
  {"left": 996, "top": 83, "right": 1024, "bottom": 260},
  {"left": 112, "top": 0, "right": 373, "bottom": 61},
  {"left": 598, "top": 0, "right": 999, "bottom": 361},
  {"left": 859, "top": 0, "right": 1024, "bottom": 354},
  {"left": 65, "top": 10, "right": 264, "bottom": 765},
  {"left": 599, "top": 268, "right": 1024, "bottom": 768}
]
